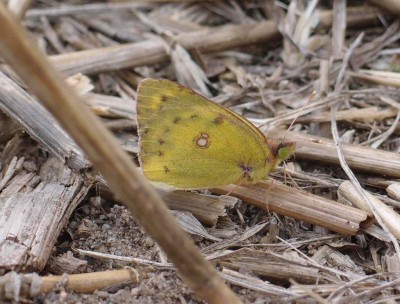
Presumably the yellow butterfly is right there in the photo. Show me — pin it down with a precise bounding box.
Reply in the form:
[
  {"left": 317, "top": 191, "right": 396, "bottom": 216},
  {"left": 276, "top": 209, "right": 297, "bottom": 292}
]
[{"left": 136, "top": 79, "right": 295, "bottom": 189}]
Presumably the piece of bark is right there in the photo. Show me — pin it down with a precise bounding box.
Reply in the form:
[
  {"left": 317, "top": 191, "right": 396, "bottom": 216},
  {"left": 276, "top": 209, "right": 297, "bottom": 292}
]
[
  {"left": 0, "top": 157, "right": 90, "bottom": 272},
  {"left": 213, "top": 180, "right": 369, "bottom": 236}
]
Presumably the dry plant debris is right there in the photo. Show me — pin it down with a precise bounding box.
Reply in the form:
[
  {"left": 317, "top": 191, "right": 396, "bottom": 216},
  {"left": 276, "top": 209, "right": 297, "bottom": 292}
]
[{"left": 0, "top": 0, "right": 400, "bottom": 303}]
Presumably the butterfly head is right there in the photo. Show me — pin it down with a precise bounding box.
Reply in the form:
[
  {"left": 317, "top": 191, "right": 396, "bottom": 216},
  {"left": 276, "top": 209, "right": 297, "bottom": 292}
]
[
  {"left": 266, "top": 140, "right": 296, "bottom": 170},
  {"left": 275, "top": 141, "right": 296, "bottom": 163}
]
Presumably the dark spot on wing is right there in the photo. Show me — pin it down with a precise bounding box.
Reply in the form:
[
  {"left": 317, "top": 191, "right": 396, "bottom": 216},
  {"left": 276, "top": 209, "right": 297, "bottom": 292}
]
[
  {"left": 158, "top": 139, "right": 165, "bottom": 145},
  {"left": 164, "top": 166, "right": 170, "bottom": 173},
  {"left": 239, "top": 163, "right": 253, "bottom": 180},
  {"left": 213, "top": 115, "right": 224, "bottom": 125},
  {"left": 161, "top": 95, "right": 168, "bottom": 102},
  {"left": 173, "top": 117, "right": 181, "bottom": 124}
]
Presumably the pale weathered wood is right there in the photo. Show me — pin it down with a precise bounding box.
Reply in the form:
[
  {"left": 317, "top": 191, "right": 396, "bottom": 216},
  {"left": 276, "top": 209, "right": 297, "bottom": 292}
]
[
  {"left": 338, "top": 181, "right": 400, "bottom": 240},
  {"left": 0, "top": 72, "right": 90, "bottom": 173},
  {"left": 0, "top": 157, "right": 89, "bottom": 272},
  {"left": 47, "top": 6, "right": 382, "bottom": 76},
  {"left": 387, "top": 183, "right": 400, "bottom": 201}
]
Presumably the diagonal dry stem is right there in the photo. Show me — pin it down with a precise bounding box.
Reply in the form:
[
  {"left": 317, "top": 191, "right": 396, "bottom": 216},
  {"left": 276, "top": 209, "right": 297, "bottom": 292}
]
[{"left": 0, "top": 4, "right": 241, "bottom": 303}]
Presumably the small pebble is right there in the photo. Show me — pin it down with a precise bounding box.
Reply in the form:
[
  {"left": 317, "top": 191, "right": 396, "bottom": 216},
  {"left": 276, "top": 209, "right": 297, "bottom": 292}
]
[
  {"left": 96, "top": 291, "right": 109, "bottom": 299},
  {"left": 102, "top": 224, "right": 111, "bottom": 231}
]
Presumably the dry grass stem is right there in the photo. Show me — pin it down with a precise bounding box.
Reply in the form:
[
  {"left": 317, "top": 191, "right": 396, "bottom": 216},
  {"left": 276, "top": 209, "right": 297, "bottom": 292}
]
[
  {"left": 47, "top": 6, "right": 381, "bottom": 77},
  {"left": 387, "top": 183, "right": 400, "bottom": 201},
  {"left": 268, "top": 129, "right": 400, "bottom": 178},
  {"left": 7, "top": 0, "right": 32, "bottom": 19},
  {"left": 213, "top": 180, "right": 368, "bottom": 235},
  {"left": 369, "top": 0, "right": 400, "bottom": 16},
  {"left": 40, "top": 269, "right": 139, "bottom": 294},
  {"left": 296, "top": 107, "right": 398, "bottom": 124},
  {"left": 50, "top": 20, "right": 279, "bottom": 76},
  {"left": 349, "top": 69, "right": 400, "bottom": 88},
  {"left": 0, "top": 269, "right": 139, "bottom": 300},
  {"left": 339, "top": 181, "right": 400, "bottom": 240}
]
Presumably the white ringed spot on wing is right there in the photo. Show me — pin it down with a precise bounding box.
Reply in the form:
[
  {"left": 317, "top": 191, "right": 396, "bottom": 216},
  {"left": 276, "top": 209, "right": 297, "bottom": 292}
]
[{"left": 194, "top": 132, "right": 210, "bottom": 149}]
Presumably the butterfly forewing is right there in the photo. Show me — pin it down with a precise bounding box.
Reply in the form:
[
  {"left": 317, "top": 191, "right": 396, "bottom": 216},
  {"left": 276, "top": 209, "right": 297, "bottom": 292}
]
[{"left": 137, "top": 79, "right": 273, "bottom": 189}]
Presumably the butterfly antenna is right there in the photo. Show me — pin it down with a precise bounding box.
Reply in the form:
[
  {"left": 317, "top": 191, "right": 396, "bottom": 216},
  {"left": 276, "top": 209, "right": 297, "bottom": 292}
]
[
  {"left": 281, "top": 162, "right": 300, "bottom": 189},
  {"left": 282, "top": 90, "right": 317, "bottom": 142}
]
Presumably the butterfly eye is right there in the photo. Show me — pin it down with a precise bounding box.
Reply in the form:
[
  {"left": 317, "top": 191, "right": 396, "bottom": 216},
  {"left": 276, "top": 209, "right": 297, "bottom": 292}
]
[
  {"left": 276, "top": 142, "right": 296, "bottom": 162},
  {"left": 276, "top": 143, "right": 285, "bottom": 153},
  {"left": 276, "top": 143, "right": 286, "bottom": 159}
]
